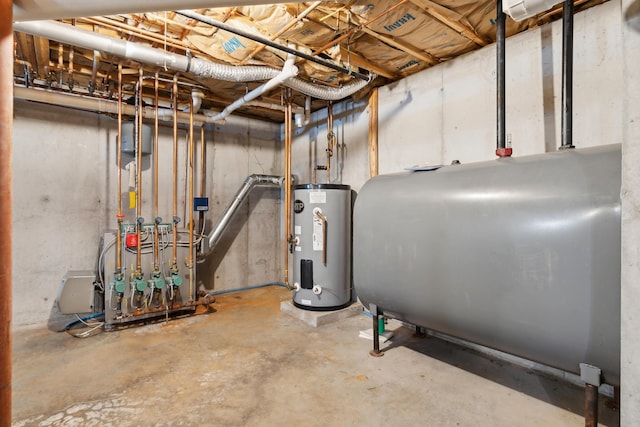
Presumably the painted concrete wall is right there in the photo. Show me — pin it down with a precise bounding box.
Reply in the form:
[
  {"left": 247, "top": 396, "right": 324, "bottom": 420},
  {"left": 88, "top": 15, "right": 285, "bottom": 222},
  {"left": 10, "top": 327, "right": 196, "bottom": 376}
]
[
  {"left": 12, "top": 100, "right": 282, "bottom": 329},
  {"left": 293, "top": 1, "right": 623, "bottom": 192},
  {"left": 621, "top": 0, "right": 640, "bottom": 423}
]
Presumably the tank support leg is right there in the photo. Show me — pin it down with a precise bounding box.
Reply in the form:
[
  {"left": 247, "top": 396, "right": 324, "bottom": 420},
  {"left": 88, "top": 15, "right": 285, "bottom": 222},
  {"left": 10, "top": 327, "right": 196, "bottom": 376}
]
[
  {"left": 369, "top": 304, "right": 384, "bottom": 357},
  {"left": 413, "top": 326, "right": 426, "bottom": 338},
  {"left": 579, "top": 363, "right": 601, "bottom": 427}
]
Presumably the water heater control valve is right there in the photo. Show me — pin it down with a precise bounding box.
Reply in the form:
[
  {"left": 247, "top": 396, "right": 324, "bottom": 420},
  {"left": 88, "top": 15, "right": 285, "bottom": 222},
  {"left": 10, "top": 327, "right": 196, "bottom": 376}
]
[{"left": 312, "top": 285, "right": 322, "bottom": 295}]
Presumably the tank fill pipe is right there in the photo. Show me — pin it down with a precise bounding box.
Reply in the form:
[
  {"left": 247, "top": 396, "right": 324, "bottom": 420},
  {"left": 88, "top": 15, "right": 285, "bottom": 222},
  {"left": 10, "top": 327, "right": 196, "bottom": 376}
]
[
  {"left": 496, "top": 0, "right": 511, "bottom": 157},
  {"left": 560, "top": 0, "right": 575, "bottom": 150}
]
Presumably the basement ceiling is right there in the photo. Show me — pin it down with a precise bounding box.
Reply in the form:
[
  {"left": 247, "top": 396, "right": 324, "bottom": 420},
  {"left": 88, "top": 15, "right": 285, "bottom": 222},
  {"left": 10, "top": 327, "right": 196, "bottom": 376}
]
[{"left": 13, "top": 0, "right": 606, "bottom": 123}]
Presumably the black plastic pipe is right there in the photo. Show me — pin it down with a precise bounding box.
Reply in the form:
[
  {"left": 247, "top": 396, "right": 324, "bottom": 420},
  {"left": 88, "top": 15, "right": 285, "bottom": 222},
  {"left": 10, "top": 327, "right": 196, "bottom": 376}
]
[
  {"left": 176, "top": 9, "right": 370, "bottom": 81},
  {"left": 561, "top": 0, "right": 575, "bottom": 149},
  {"left": 496, "top": 0, "right": 511, "bottom": 157}
]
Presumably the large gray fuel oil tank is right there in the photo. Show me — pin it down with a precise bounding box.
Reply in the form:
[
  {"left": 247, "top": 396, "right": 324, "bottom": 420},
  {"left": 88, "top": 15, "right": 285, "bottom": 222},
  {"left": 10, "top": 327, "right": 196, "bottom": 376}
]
[
  {"left": 353, "top": 144, "right": 621, "bottom": 386},
  {"left": 292, "top": 184, "right": 351, "bottom": 310}
]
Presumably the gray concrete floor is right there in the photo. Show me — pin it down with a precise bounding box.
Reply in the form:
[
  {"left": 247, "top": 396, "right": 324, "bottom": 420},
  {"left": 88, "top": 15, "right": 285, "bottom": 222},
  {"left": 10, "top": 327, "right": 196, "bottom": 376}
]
[{"left": 12, "top": 287, "right": 619, "bottom": 426}]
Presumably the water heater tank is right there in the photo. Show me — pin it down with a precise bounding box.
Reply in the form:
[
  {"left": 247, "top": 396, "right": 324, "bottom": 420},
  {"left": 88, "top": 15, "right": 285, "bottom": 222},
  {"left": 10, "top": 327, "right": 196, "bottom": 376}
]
[
  {"left": 292, "top": 184, "right": 351, "bottom": 310},
  {"left": 353, "top": 144, "right": 621, "bottom": 386}
]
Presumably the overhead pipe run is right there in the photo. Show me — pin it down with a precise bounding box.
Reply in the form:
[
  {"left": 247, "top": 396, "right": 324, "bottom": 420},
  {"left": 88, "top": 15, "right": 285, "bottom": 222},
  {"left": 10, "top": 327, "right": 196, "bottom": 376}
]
[
  {"left": 199, "top": 174, "right": 284, "bottom": 258},
  {"left": 13, "top": 20, "right": 375, "bottom": 102},
  {"left": 15, "top": 86, "right": 221, "bottom": 125},
  {"left": 13, "top": 0, "right": 298, "bottom": 22}
]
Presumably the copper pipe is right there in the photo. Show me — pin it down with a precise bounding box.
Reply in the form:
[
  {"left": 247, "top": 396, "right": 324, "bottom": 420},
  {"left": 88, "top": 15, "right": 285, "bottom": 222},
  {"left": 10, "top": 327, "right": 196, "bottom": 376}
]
[
  {"left": 136, "top": 67, "right": 143, "bottom": 273},
  {"left": 0, "top": 0, "right": 13, "bottom": 422},
  {"left": 68, "top": 46, "right": 74, "bottom": 86},
  {"left": 326, "top": 101, "right": 334, "bottom": 183},
  {"left": 188, "top": 97, "right": 195, "bottom": 299},
  {"left": 57, "top": 43, "right": 64, "bottom": 85},
  {"left": 171, "top": 75, "right": 179, "bottom": 270},
  {"left": 283, "top": 88, "right": 293, "bottom": 286},
  {"left": 116, "top": 64, "right": 123, "bottom": 273},
  {"left": 153, "top": 71, "right": 160, "bottom": 272},
  {"left": 198, "top": 125, "right": 206, "bottom": 234}
]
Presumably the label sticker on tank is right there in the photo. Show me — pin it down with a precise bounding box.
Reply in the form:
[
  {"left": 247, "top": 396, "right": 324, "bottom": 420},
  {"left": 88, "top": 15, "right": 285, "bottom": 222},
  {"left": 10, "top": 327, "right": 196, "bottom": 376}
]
[
  {"left": 295, "top": 246, "right": 301, "bottom": 252},
  {"left": 301, "top": 299, "right": 312, "bottom": 305},
  {"left": 309, "top": 191, "right": 326, "bottom": 204},
  {"left": 312, "top": 217, "right": 323, "bottom": 251},
  {"left": 294, "top": 225, "right": 302, "bottom": 235}
]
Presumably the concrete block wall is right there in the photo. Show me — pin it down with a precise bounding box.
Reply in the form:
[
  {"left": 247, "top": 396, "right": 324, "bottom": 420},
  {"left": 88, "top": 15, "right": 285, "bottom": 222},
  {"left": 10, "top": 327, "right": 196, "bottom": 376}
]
[{"left": 12, "top": 100, "right": 282, "bottom": 329}]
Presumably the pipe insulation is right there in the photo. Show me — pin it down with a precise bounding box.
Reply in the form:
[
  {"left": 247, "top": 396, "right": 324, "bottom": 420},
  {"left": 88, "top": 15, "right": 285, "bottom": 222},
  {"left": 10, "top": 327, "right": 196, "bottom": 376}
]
[
  {"left": 13, "top": 0, "right": 298, "bottom": 22},
  {"left": 207, "top": 53, "right": 298, "bottom": 122},
  {"left": 13, "top": 20, "right": 375, "bottom": 101},
  {"left": 200, "top": 174, "right": 283, "bottom": 259}
]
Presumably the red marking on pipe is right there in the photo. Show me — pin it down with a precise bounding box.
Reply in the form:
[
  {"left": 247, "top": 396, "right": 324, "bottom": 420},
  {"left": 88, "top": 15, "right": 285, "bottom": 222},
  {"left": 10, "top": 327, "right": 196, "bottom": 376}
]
[{"left": 496, "top": 148, "right": 513, "bottom": 157}]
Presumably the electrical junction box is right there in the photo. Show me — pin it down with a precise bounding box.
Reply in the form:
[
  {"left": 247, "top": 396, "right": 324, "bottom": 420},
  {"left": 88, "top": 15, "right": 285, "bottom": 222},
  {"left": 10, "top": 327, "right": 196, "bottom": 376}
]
[
  {"left": 57, "top": 270, "right": 96, "bottom": 314},
  {"left": 194, "top": 197, "right": 209, "bottom": 212}
]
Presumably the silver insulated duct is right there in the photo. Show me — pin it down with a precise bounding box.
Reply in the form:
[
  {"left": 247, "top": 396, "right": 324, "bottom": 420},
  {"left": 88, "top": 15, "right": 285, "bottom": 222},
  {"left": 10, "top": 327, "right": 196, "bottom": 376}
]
[{"left": 353, "top": 144, "right": 621, "bottom": 386}]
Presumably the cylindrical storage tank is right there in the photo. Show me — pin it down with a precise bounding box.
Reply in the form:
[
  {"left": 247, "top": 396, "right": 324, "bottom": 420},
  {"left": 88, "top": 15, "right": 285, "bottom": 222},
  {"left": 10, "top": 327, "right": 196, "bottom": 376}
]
[
  {"left": 292, "top": 184, "right": 351, "bottom": 310},
  {"left": 353, "top": 144, "right": 621, "bottom": 386},
  {"left": 121, "top": 122, "right": 152, "bottom": 156}
]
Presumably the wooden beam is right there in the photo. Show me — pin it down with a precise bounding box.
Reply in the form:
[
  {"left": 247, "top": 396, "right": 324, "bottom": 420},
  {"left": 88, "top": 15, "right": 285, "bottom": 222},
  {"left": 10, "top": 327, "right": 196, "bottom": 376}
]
[
  {"left": 339, "top": 47, "right": 396, "bottom": 79},
  {"left": 361, "top": 27, "right": 440, "bottom": 66},
  {"left": 33, "top": 36, "right": 50, "bottom": 77},
  {"left": 14, "top": 32, "right": 38, "bottom": 75},
  {"left": 408, "top": 0, "right": 489, "bottom": 47}
]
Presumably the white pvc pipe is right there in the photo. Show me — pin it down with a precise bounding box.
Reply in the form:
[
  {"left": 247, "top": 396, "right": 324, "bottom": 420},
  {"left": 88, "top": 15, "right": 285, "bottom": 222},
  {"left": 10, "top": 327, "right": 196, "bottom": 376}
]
[{"left": 13, "top": 0, "right": 299, "bottom": 22}]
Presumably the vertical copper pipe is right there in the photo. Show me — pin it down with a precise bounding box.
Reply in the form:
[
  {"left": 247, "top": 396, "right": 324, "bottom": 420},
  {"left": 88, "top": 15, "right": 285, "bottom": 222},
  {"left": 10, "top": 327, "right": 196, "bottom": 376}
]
[
  {"left": 0, "top": 0, "right": 13, "bottom": 423},
  {"left": 171, "top": 75, "right": 178, "bottom": 270},
  {"left": 153, "top": 72, "right": 160, "bottom": 272},
  {"left": 188, "top": 98, "right": 195, "bottom": 299},
  {"left": 326, "top": 101, "right": 334, "bottom": 183},
  {"left": 116, "top": 64, "right": 123, "bottom": 273},
  {"left": 283, "top": 89, "right": 293, "bottom": 286},
  {"left": 136, "top": 68, "right": 143, "bottom": 273},
  {"left": 198, "top": 125, "right": 206, "bottom": 234},
  {"left": 368, "top": 88, "right": 379, "bottom": 178}
]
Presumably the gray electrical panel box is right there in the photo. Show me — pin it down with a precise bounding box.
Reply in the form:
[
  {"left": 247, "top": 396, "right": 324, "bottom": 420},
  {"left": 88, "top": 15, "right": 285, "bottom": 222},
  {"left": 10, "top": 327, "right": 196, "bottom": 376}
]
[{"left": 57, "top": 270, "right": 96, "bottom": 314}]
